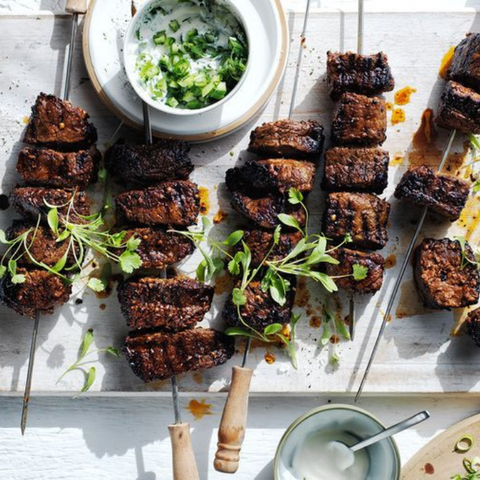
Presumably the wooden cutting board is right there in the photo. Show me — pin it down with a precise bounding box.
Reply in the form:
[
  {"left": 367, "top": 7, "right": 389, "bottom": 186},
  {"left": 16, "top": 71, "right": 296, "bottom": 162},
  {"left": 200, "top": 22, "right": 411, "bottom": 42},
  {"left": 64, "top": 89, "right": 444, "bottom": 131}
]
[{"left": 402, "top": 413, "right": 480, "bottom": 479}]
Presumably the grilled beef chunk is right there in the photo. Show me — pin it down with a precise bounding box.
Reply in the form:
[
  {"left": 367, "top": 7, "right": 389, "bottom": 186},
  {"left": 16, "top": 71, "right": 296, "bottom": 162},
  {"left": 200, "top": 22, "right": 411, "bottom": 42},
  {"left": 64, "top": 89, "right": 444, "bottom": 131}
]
[
  {"left": 105, "top": 140, "right": 193, "bottom": 185},
  {"left": 235, "top": 159, "right": 316, "bottom": 193},
  {"left": 248, "top": 119, "right": 325, "bottom": 160},
  {"left": 6, "top": 221, "right": 77, "bottom": 267},
  {"left": 466, "top": 307, "right": 480, "bottom": 346},
  {"left": 124, "top": 328, "right": 235, "bottom": 382},
  {"left": 10, "top": 186, "right": 90, "bottom": 224},
  {"left": 435, "top": 81, "right": 480, "bottom": 134},
  {"left": 326, "top": 51, "right": 395, "bottom": 100},
  {"left": 447, "top": 33, "right": 480, "bottom": 92},
  {"left": 0, "top": 268, "right": 71, "bottom": 317},
  {"left": 326, "top": 248, "right": 385, "bottom": 294},
  {"left": 226, "top": 168, "right": 306, "bottom": 229},
  {"left": 323, "top": 147, "right": 389, "bottom": 193},
  {"left": 17, "top": 146, "right": 101, "bottom": 189},
  {"left": 23, "top": 93, "right": 97, "bottom": 150},
  {"left": 223, "top": 279, "right": 295, "bottom": 330},
  {"left": 240, "top": 229, "right": 303, "bottom": 267},
  {"left": 117, "top": 276, "right": 214, "bottom": 331},
  {"left": 115, "top": 181, "right": 200, "bottom": 227},
  {"left": 324, "top": 192, "right": 390, "bottom": 250},
  {"left": 111, "top": 228, "right": 194, "bottom": 270},
  {"left": 415, "top": 238, "right": 480, "bottom": 309},
  {"left": 394, "top": 165, "right": 470, "bottom": 221},
  {"left": 331, "top": 92, "right": 387, "bottom": 146}
]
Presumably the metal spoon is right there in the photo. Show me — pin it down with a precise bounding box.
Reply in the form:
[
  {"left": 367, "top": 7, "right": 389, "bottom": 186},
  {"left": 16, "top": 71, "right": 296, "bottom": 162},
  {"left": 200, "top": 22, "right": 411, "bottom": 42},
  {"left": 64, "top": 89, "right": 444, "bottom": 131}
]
[{"left": 330, "top": 410, "right": 430, "bottom": 471}]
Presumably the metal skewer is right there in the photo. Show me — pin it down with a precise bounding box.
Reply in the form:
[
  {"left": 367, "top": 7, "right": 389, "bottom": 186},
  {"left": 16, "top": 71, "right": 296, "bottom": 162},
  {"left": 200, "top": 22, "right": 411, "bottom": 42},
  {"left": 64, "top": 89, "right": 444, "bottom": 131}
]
[
  {"left": 214, "top": 0, "right": 312, "bottom": 473},
  {"left": 355, "top": 129, "right": 457, "bottom": 402},
  {"left": 20, "top": 0, "right": 87, "bottom": 435},
  {"left": 348, "top": 0, "right": 365, "bottom": 342}
]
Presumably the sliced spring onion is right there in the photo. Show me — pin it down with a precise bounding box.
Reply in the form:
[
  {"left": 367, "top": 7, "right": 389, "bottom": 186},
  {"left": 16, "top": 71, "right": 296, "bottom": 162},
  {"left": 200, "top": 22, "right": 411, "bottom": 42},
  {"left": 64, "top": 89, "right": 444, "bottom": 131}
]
[{"left": 456, "top": 435, "right": 475, "bottom": 453}]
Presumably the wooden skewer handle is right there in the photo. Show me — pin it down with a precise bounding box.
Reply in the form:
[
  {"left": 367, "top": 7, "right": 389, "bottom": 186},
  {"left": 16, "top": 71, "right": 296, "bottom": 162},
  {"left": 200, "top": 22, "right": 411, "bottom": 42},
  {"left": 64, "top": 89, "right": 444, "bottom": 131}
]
[
  {"left": 214, "top": 365, "right": 253, "bottom": 474},
  {"left": 168, "top": 423, "right": 200, "bottom": 480},
  {"left": 65, "top": 0, "right": 88, "bottom": 14}
]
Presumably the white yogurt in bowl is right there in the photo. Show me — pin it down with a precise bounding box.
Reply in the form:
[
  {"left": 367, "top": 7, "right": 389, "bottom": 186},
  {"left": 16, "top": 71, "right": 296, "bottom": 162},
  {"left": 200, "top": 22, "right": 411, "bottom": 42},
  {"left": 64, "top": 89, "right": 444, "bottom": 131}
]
[{"left": 275, "top": 404, "right": 401, "bottom": 480}]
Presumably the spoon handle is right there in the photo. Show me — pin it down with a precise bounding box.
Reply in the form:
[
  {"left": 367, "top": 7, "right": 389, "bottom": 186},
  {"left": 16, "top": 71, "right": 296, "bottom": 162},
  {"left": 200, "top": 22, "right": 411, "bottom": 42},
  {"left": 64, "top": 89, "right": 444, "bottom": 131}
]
[{"left": 350, "top": 411, "right": 430, "bottom": 452}]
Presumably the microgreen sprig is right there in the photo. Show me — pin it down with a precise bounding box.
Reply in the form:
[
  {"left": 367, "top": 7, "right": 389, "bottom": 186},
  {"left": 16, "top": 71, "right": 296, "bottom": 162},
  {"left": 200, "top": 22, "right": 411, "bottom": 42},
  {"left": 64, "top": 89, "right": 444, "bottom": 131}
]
[{"left": 57, "top": 328, "right": 120, "bottom": 396}]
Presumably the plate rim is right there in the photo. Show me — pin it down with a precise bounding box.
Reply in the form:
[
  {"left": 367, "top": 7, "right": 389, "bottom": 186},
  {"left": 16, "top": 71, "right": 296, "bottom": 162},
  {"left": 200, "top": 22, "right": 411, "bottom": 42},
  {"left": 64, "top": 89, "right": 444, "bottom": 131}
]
[{"left": 82, "top": 0, "right": 289, "bottom": 142}]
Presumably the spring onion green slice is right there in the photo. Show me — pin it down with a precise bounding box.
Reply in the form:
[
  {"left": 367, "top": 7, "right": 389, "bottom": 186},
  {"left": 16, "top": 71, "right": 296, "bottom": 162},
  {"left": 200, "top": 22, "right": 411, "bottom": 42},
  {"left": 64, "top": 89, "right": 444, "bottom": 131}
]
[{"left": 456, "top": 435, "right": 475, "bottom": 453}]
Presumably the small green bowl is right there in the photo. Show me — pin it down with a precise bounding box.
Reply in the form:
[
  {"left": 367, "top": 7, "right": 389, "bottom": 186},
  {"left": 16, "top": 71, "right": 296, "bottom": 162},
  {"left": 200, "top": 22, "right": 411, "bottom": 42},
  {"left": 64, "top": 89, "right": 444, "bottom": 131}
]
[{"left": 274, "top": 404, "right": 401, "bottom": 480}]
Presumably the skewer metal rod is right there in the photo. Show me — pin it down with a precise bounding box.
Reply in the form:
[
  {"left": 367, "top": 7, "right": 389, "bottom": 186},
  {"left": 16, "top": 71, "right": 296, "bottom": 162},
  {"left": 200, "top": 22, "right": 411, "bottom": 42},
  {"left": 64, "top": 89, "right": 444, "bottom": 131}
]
[
  {"left": 241, "top": 337, "right": 252, "bottom": 368},
  {"left": 357, "top": 0, "right": 364, "bottom": 55},
  {"left": 288, "top": 0, "right": 312, "bottom": 119},
  {"left": 62, "top": 13, "right": 78, "bottom": 102},
  {"left": 21, "top": 9, "right": 80, "bottom": 435},
  {"left": 355, "top": 129, "right": 457, "bottom": 402},
  {"left": 20, "top": 312, "right": 40, "bottom": 435}
]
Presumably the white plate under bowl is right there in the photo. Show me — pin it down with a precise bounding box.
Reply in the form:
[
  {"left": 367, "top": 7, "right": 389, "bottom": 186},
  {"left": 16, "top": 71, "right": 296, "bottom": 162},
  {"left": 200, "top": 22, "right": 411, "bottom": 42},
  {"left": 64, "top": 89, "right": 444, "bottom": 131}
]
[{"left": 83, "top": 0, "right": 288, "bottom": 142}]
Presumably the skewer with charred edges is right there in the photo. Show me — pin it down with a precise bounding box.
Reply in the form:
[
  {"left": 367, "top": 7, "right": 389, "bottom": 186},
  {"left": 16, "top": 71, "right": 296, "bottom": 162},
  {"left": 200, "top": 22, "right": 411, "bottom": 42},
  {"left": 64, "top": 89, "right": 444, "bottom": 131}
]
[{"left": 356, "top": 32, "right": 480, "bottom": 400}]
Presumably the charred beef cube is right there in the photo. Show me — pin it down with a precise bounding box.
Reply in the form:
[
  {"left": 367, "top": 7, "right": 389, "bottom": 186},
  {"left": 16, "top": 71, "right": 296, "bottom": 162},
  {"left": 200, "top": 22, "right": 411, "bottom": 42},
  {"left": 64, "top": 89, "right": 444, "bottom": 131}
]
[
  {"left": 466, "top": 307, "right": 480, "bottom": 346},
  {"left": 447, "top": 33, "right": 480, "bottom": 92},
  {"left": 117, "top": 276, "right": 214, "bottom": 331},
  {"left": 124, "top": 328, "right": 235, "bottom": 382},
  {"left": 23, "top": 93, "right": 97, "bottom": 150},
  {"left": 324, "top": 192, "right": 390, "bottom": 250},
  {"left": 248, "top": 119, "right": 325, "bottom": 160},
  {"left": 394, "top": 165, "right": 470, "bottom": 221},
  {"left": 6, "top": 221, "right": 77, "bottom": 267},
  {"left": 236, "top": 159, "right": 316, "bottom": 193},
  {"left": 415, "top": 238, "right": 480, "bottom": 309},
  {"left": 17, "top": 146, "right": 101, "bottom": 189},
  {"left": 111, "top": 228, "right": 194, "bottom": 270},
  {"left": 10, "top": 186, "right": 90, "bottom": 224},
  {"left": 226, "top": 168, "right": 306, "bottom": 230},
  {"left": 105, "top": 140, "right": 193, "bottom": 185},
  {"left": 326, "top": 248, "right": 385, "bottom": 294},
  {"left": 240, "top": 229, "right": 303, "bottom": 267},
  {"left": 332, "top": 93, "right": 387, "bottom": 146},
  {"left": 326, "top": 51, "right": 395, "bottom": 99},
  {"left": 223, "top": 279, "right": 295, "bottom": 330},
  {"left": 323, "top": 147, "right": 389, "bottom": 193},
  {"left": 435, "top": 81, "right": 480, "bottom": 134},
  {"left": 0, "top": 268, "right": 71, "bottom": 318},
  {"left": 115, "top": 181, "right": 200, "bottom": 227}
]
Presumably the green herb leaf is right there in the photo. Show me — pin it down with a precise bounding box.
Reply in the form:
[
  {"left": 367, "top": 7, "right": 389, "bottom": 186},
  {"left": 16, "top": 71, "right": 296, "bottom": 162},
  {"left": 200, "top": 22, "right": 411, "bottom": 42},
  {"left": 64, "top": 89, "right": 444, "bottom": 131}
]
[
  {"left": 56, "top": 229, "right": 70, "bottom": 242},
  {"left": 126, "top": 236, "right": 141, "bottom": 251},
  {"left": 47, "top": 207, "right": 59, "bottom": 234},
  {"left": 269, "top": 274, "right": 288, "bottom": 306},
  {"left": 87, "top": 277, "right": 106, "bottom": 292},
  {"left": 273, "top": 225, "right": 281, "bottom": 245},
  {"left": 0, "top": 265, "right": 6, "bottom": 278},
  {"left": 80, "top": 329, "right": 94, "bottom": 358},
  {"left": 11, "top": 274, "right": 26, "bottom": 284},
  {"left": 352, "top": 264, "right": 369, "bottom": 281},
  {"left": 0, "top": 229, "right": 8, "bottom": 244},
  {"left": 196, "top": 259, "right": 207, "bottom": 282},
  {"left": 232, "top": 287, "right": 247, "bottom": 306},
  {"left": 225, "top": 327, "right": 259, "bottom": 339},
  {"left": 119, "top": 251, "right": 142, "bottom": 273},
  {"left": 106, "top": 347, "right": 120, "bottom": 358},
  {"left": 320, "top": 321, "right": 330, "bottom": 346},
  {"left": 52, "top": 252, "right": 68, "bottom": 273},
  {"left": 228, "top": 258, "right": 240, "bottom": 276},
  {"left": 80, "top": 366, "right": 96, "bottom": 394},
  {"left": 288, "top": 188, "right": 304, "bottom": 205},
  {"left": 309, "top": 271, "right": 338, "bottom": 292},
  {"left": 223, "top": 230, "right": 244, "bottom": 247},
  {"left": 264, "top": 323, "right": 283, "bottom": 336},
  {"left": 473, "top": 180, "right": 480, "bottom": 194},
  {"left": 278, "top": 213, "right": 301, "bottom": 232},
  {"left": 97, "top": 168, "right": 108, "bottom": 181}
]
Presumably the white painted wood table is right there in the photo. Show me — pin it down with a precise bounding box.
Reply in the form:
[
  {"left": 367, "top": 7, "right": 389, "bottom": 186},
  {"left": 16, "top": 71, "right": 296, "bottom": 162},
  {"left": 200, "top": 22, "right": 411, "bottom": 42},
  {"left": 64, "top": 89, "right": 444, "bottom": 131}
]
[{"left": 2, "top": 1, "right": 480, "bottom": 479}]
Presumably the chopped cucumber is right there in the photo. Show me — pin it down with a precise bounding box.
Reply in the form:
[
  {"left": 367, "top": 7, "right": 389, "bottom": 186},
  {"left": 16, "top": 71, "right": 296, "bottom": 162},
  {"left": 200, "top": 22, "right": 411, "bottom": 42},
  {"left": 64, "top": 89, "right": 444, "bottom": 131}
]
[
  {"left": 166, "top": 96, "right": 179, "bottom": 108},
  {"left": 210, "top": 82, "right": 227, "bottom": 100},
  {"left": 169, "top": 19, "right": 180, "bottom": 32},
  {"left": 153, "top": 30, "right": 167, "bottom": 45}
]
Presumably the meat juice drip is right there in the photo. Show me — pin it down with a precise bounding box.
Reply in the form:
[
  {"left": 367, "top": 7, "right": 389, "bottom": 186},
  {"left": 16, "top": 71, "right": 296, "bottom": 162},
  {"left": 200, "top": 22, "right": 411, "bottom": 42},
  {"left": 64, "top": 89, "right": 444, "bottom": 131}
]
[
  {"left": 385, "top": 254, "right": 397, "bottom": 269},
  {"left": 394, "top": 86, "right": 417, "bottom": 105},
  {"left": 187, "top": 399, "right": 212, "bottom": 420},
  {"left": 439, "top": 46, "right": 455, "bottom": 79},
  {"left": 264, "top": 352, "right": 276, "bottom": 364},
  {"left": 391, "top": 108, "right": 406, "bottom": 125},
  {"left": 198, "top": 186, "right": 210, "bottom": 214},
  {"left": 408, "top": 108, "right": 441, "bottom": 167}
]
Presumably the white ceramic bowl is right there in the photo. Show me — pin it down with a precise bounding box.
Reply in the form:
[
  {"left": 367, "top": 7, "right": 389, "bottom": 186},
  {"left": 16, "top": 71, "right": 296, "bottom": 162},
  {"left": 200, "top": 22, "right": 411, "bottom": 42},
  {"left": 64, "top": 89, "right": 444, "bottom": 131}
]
[
  {"left": 274, "top": 404, "right": 401, "bottom": 480},
  {"left": 123, "top": 0, "right": 251, "bottom": 116}
]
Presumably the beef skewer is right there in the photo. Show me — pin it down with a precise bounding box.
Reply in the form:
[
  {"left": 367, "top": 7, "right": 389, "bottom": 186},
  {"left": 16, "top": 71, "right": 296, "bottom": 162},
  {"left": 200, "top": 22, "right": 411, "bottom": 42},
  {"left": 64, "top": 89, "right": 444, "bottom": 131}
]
[
  {"left": 355, "top": 129, "right": 457, "bottom": 401},
  {"left": 139, "top": 94, "right": 199, "bottom": 478},
  {"left": 20, "top": 0, "right": 88, "bottom": 435},
  {"left": 214, "top": 0, "right": 314, "bottom": 473}
]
